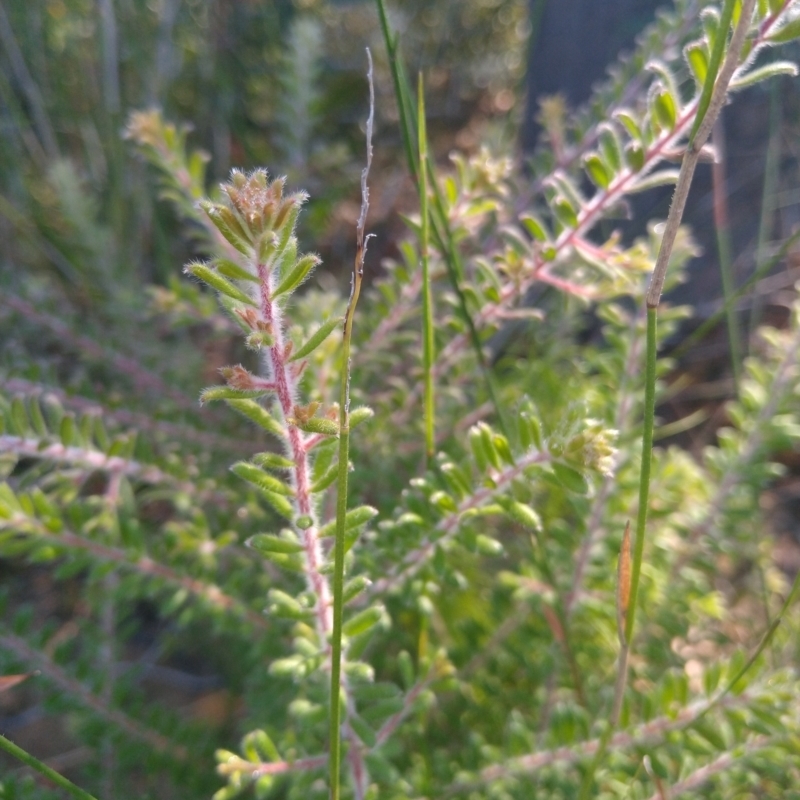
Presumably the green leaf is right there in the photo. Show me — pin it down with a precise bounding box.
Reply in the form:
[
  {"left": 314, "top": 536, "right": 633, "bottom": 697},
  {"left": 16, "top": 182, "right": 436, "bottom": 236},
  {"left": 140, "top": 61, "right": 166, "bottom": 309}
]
[
  {"left": 319, "top": 506, "right": 378, "bottom": 538},
  {"left": 231, "top": 462, "right": 294, "bottom": 496},
  {"left": 552, "top": 463, "right": 589, "bottom": 494},
  {"left": 551, "top": 195, "right": 579, "bottom": 229},
  {"left": 691, "top": 718, "right": 727, "bottom": 751},
  {"left": 254, "top": 452, "right": 295, "bottom": 470},
  {"left": 625, "top": 141, "right": 645, "bottom": 172},
  {"left": 360, "top": 696, "right": 405, "bottom": 725},
  {"left": 630, "top": 169, "right": 681, "bottom": 193},
  {"left": 226, "top": 400, "right": 284, "bottom": 437},
  {"left": 684, "top": 40, "right": 708, "bottom": 85},
  {"left": 247, "top": 533, "right": 304, "bottom": 555},
  {"left": 28, "top": 400, "right": 48, "bottom": 438},
  {"left": 475, "top": 534, "right": 503, "bottom": 556},
  {"left": 583, "top": 152, "right": 612, "bottom": 189},
  {"left": 242, "top": 729, "right": 281, "bottom": 763},
  {"left": 289, "top": 316, "right": 342, "bottom": 362},
  {"left": 291, "top": 416, "right": 339, "bottom": 437},
  {"left": 200, "top": 386, "right": 266, "bottom": 404},
  {"left": 259, "top": 490, "right": 295, "bottom": 521},
  {"left": 651, "top": 84, "right": 678, "bottom": 131},
  {"left": 201, "top": 203, "right": 251, "bottom": 255},
  {"left": 520, "top": 213, "right": 549, "bottom": 242},
  {"left": 767, "top": 15, "right": 800, "bottom": 44},
  {"left": 10, "top": 398, "right": 29, "bottom": 435},
  {"left": 730, "top": 61, "right": 799, "bottom": 90},
  {"left": 214, "top": 258, "right": 257, "bottom": 283},
  {"left": 690, "top": 0, "right": 736, "bottom": 143},
  {"left": 501, "top": 499, "right": 542, "bottom": 532},
  {"left": 598, "top": 124, "right": 623, "bottom": 173},
  {"left": 59, "top": 415, "right": 76, "bottom": 446},
  {"left": 349, "top": 406, "right": 374, "bottom": 429},
  {"left": 349, "top": 714, "right": 376, "bottom": 747},
  {"left": 185, "top": 262, "right": 257, "bottom": 306},
  {"left": 613, "top": 109, "right": 642, "bottom": 140},
  {"left": 343, "top": 575, "right": 372, "bottom": 604},
  {"left": 272, "top": 253, "right": 320, "bottom": 298},
  {"left": 310, "top": 462, "right": 339, "bottom": 494},
  {"left": 343, "top": 606, "right": 383, "bottom": 638}
]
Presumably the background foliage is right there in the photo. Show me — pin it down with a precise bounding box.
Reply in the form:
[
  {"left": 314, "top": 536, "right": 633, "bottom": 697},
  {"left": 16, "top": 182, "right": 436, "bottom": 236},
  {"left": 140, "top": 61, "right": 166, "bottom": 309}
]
[{"left": 1, "top": 1, "right": 800, "bottom": 799}]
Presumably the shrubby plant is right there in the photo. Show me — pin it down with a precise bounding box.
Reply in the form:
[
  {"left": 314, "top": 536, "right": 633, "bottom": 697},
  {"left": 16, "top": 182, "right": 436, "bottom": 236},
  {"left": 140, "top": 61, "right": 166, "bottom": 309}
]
[{"left": 1, "top": 2, "right": 800, "bottom": 799}]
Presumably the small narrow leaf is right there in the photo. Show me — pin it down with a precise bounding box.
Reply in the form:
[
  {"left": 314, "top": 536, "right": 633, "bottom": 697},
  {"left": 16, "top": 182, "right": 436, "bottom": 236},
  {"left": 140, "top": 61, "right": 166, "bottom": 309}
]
[
  {"left": 690, "top": 0, "right": 736, "bottom": 142},
  {"left": 247, "top": 533, "right": 304, "bottom": 555},
  {"left": 613, "top": 109, "right": 642, "bottom": 141},
  {"left": 349, "top": 406, "right": 374, "bottom": 429},
  {"left": 629, "top": 169, "right": 681, "bottom": 193},
  {"left": 226, "top": 399, "right": 284, "bottom": 437},
  {"left": 254, "top": 452, "right": 295, "bottom": 470},
  {"left": 625, "top": 141, "right": 645, "bottom": 172},
  {"left": 651, "top": 84, "right": 678, "bottom": 131},
  {"left": 273, "top": 253, "right": 320, "bottom": 298},
  {"left": 200, "top": 386, "right": 266, "bottom": 404},
  {"left": 59, "top": 415, "right": 76, "bottom": 446},
  {"left": 349, "top": 715, "right": 376, "bottom": 747},
  {"left": 583, "top": 152, "right": 611, "bottom": 189},
  {"left": 730, "top": 61, "right": 799, "bottom": 91},
  {"left": 291, "top": 416, "right": 339, "bottom": 437},
  {"left": 552, "top": 463, "right": 589, "bottom": 494},
  {"left": 343, "top": 576, "right": 372, "bottom": 604},
  {"left": 343, "top": 606, "right": 383, "bottom": 638},
  {"left": 28, "top": 400, "right": 47, "bottom": 438},
  {"left": 231, "top": 462, "right": 295, "bottom": 496},
  {"left": 319, "top": 506, "right": 378, "bottom": 538},
  {"left": 10, "top": 398, "right": 29, "bottom": 435},
  {"left": 259, "top": 490, "right": 295, "bottom": 521},
  {"left": 598, "top": 125, "right": 623, "bottom": 173},
  {"left": 767, "top": 15, "right": 800, "bottom": 44},
  {"left": 551, "top": 195, "right": 579, "bottom": 229},
  {"left": 185, "top": 263, "right": 257, "bottom": 306},
  {"left": 311, "top": 463, "right": 339, "bottom": 494},
  {"left": 501, "top": 500, "right": 542, "bottom": 532},
  {"left": 475, "top": 534, "right": 503, "bottom": 556},
  {"left": 684, "top": 40, "right": 709, "bottom": 85},
  {"left": 520, "top": 213, "right": 549, "bottom": 242},
  {"left": 215, "top": 258, "right": 257, "bottom": 283},
  {"left": 289, "top": 316, "right": 342, "bottom": 362}
]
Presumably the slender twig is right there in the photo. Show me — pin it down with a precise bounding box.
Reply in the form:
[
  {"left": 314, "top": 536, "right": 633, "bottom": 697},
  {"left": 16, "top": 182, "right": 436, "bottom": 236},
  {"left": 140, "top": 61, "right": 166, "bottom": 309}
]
[
  {"left": 366, "top": 447, "right": 553, "bottom": 600},
  {"left": 2, "top": 515, "right": 267, "bottom": 628},
  {"left": 330, "top": 48, "right": 374, "bottom": 800},
  {"left": 448, "top": 685, "right": 777, "bottom": 794},
  {"left": 0, "top": 733, "right": 98, "bottom": 800},
  {"left": 644, "top": 734, "right": 776, "bottom": 800},
  {"left": 2, "top": 377, "right": 250, "bottom": 454}
]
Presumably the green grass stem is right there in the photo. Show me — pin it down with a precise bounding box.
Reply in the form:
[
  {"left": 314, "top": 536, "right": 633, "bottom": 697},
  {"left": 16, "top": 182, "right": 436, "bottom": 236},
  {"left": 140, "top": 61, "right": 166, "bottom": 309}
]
[
  {"left": 626, "top": 306, "right": 657, "bottom": 645},
  {"left": 0, "top": 733, "right": 98, "bottom": 800},
  {"left": 417, "top": 74, "right": 435, "bottom": 460},
  {"left": 689, "top": 0, "right": 736, "bottom": 144},
  {"left": 750, "top": 78, "right": 782, "bottom": 335},
  {"left": 329, "top": 49, "right": 374, "bottom": 800},
  {"left": 375, "top": 0, "right": 509, "bottom": 438},
  {"left": 711, "top": 121, "right": 742, "bottom": 390}
]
